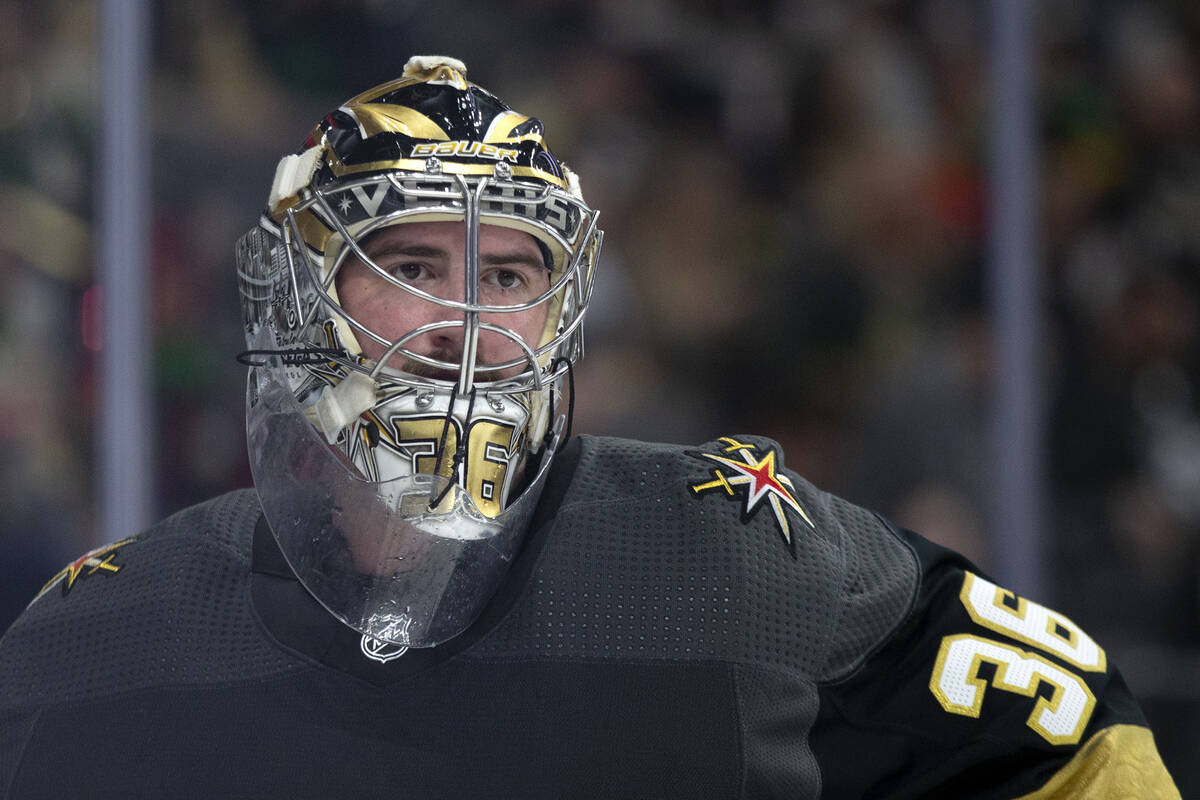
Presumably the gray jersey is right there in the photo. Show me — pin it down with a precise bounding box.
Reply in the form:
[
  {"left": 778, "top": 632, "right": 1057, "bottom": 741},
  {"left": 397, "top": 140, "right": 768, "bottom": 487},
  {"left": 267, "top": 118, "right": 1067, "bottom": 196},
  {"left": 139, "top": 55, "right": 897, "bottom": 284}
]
[{"left": 0, "top": 434, "right": 1177, "bottom": 798}]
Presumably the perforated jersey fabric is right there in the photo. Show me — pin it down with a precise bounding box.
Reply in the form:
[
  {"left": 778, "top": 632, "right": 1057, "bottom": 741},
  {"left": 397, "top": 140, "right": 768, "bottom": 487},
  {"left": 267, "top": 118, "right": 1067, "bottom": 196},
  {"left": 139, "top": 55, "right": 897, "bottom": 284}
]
[
  {"left": 467, "top": 434, "right": 918, "bottom": 680},
  {"left": 0, "top": 490, "right": 306, "bottom": 706},
  {"left": 0, "top": 434, "right": 1176, "bottom": 798},
  {"left": 460, "top": 433, "right": 920, "bottom": 795}
]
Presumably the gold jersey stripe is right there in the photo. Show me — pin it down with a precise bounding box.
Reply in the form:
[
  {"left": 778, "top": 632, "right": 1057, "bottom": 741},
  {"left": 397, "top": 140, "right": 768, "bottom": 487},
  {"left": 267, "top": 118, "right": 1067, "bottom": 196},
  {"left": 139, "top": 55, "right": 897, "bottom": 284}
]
[{"left": 1013, "top": 724, "right": 1180, "bottom": 799}]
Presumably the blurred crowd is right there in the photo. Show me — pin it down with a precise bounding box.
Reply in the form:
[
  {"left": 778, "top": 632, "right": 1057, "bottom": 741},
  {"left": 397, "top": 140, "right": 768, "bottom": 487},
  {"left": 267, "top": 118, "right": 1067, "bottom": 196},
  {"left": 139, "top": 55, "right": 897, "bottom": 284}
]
[{"left": 1, "top": 0, "right": 1197, "bottom": 789}]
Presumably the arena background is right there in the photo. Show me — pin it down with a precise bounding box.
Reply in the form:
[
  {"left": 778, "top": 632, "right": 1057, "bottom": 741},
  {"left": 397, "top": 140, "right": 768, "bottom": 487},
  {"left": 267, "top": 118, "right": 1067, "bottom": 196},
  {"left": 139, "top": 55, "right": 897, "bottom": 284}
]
[{"left": 1, "top": 0, "right": 1197, "bottom": 790}]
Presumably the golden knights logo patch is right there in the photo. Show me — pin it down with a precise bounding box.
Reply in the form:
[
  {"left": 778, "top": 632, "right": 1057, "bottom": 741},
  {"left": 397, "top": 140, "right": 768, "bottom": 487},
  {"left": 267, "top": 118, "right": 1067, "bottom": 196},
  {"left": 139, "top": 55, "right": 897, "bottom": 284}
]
[
  {"left": 34, "top": 538, "right": 136, "bottom": 601},
  {"left": 689, "top": 437, "right": 814, "bottom": 555}
]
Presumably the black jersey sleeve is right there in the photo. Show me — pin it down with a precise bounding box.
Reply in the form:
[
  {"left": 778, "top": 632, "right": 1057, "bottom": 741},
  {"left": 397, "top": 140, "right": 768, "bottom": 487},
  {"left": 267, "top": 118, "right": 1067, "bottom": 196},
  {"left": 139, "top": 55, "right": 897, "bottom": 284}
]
[{"left": 810, "top": 526, "right": 1179, "bottom": 799}]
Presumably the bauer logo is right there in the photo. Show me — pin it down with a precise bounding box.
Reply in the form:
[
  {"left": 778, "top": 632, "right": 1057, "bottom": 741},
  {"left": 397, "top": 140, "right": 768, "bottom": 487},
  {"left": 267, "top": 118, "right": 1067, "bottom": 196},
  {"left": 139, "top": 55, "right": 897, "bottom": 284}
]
[{"left": 411, "top": 141, "right": 520, "bottom": 162}]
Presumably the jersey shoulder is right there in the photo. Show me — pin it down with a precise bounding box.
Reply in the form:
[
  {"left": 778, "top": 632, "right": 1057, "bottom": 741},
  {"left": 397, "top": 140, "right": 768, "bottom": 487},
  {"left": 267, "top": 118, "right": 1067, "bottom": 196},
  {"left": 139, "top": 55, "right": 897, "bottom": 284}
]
[
  {"left": 0, "top": 489, "right": 301, "bottom": 709},
  {"left": 812, "top": 528, "right": 1179, "bottom": 798},
  {"left": 479, "top": 433, "right": 919, "bottom": 680}
]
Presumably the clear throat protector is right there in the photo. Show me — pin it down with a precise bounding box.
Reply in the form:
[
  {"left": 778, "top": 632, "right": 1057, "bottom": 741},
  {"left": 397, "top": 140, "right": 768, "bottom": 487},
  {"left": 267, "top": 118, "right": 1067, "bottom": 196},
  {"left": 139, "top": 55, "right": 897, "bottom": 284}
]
[{"left": 247, "top": 353, "right": 562, "bottom": 648}]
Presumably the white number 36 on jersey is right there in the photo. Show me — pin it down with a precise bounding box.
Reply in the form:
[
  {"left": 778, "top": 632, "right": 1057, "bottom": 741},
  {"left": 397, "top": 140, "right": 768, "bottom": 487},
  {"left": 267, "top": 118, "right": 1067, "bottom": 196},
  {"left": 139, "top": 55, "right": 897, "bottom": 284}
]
[{"left": 929, "top": 573, "right": 1106, "bottom": 746}]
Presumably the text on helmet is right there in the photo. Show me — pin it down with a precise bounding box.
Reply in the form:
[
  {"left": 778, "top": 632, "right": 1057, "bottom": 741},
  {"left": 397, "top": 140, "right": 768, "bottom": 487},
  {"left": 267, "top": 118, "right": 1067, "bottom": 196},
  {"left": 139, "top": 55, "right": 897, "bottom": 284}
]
[{"left": 411, "top": 141, "right": 520, "bottom": 163}]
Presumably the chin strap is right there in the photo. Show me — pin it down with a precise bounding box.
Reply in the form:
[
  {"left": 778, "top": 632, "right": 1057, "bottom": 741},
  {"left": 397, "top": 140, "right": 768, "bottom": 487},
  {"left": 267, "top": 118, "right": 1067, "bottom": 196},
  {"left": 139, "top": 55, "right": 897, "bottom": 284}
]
[
  {"left": 309, "top": 372, "right": 378, "bottom": 444},
  {"left": 238, "top": 350, "right": 379, "bottom": 448},
  {"left": 239, "top": 348, "right": 379, "bottom": 444}
]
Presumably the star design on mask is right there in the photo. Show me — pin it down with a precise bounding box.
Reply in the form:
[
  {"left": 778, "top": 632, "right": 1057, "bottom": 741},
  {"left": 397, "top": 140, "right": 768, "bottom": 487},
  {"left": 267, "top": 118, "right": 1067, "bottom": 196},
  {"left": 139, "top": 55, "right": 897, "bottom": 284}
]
[
  {"left": 691, "top": 437, "right": 814, "bottom": 554},
  {"left": 337, "top": 195, "right": 354, "bottom": 216}
]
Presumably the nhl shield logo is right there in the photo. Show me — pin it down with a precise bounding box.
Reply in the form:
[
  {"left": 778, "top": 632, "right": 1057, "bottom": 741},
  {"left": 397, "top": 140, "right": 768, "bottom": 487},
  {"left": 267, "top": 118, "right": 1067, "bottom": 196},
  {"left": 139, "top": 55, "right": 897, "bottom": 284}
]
[{"left": 359, "top": 614, "right": 412, "bottom": 664}]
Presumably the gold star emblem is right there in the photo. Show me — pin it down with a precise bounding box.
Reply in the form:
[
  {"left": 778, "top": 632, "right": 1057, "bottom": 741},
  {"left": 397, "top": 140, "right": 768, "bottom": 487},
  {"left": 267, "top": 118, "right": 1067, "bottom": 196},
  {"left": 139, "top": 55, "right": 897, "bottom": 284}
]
[
  {"left": 691, "top": 437, "right": 814, "bottom": 553},
  {"left": 36, "top": 538, "right": 136, "bottom": 601}
]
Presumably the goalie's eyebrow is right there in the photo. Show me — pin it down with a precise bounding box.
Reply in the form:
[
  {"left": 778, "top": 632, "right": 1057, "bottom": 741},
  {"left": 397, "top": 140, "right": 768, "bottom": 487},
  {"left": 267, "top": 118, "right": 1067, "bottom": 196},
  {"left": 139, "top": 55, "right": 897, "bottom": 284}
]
[{"left": 480, "top": 250, "right": 547, "bottom": 271}]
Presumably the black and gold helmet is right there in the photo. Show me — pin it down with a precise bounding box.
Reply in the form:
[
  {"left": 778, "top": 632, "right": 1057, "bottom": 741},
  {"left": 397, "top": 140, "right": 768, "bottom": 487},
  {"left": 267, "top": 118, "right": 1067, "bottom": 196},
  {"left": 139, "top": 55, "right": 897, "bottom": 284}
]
[
  {"left": 236, "top": 56, "right": 602, "bottom": 648},
  {"left": 302, "top": 57, "right": 572, "bottom": 195}
]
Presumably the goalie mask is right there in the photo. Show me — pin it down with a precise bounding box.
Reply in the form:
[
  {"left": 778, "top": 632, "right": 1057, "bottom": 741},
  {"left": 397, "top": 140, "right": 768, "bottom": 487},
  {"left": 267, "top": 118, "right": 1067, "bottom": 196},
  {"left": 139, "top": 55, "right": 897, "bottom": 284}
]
[{"left": 236, "top": 56, "right": 602, "bottom": 648}]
